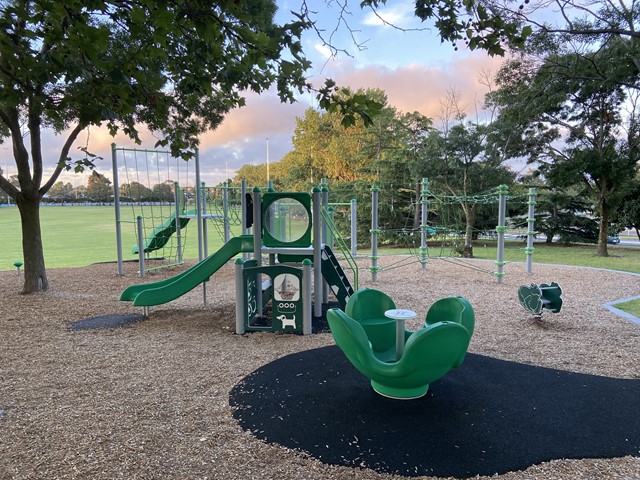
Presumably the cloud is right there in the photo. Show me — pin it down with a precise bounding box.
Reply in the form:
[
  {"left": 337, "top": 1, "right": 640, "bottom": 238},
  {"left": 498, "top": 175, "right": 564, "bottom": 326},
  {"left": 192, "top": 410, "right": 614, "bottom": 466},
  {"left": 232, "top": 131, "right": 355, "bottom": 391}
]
[
  {"left": 16, "top": 49, "right": 505, "bottom": 189},
  {"left": 361, "top": 3, "right": 414, "bottom": 28},
  {"left": 318, "top": 53, "right": 505, "bottom": 122}
]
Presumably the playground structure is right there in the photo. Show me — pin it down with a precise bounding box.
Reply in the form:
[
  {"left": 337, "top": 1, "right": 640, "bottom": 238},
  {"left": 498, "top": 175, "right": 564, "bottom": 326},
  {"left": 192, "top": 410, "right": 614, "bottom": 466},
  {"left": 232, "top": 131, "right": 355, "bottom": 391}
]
[
  {"left": 367, "top": 179, "right": 538, "bottom": 283},
  {"left": 111, "top": 144, "right": 246, "bottom": 277},
  {"left": 120, "top": 185, "right": 357, "bottom": 335}
]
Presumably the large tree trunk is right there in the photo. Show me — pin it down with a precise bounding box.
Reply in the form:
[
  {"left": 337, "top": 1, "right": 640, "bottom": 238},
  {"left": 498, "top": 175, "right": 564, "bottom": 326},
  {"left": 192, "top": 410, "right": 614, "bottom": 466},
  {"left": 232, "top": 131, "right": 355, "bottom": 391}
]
[
  {"left": 596, "top": 194, "right": 609, "bottom": 257},
  {"left": 17, "top": 194, "right": 48, "bottom": 293}
]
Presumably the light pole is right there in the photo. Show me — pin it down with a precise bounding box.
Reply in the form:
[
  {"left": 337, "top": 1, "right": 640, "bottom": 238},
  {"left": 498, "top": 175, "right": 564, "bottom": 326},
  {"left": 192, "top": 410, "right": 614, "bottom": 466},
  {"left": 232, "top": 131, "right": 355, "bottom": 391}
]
[
  {"left": 3, "top": 148, "right": 9, "bottom": 205},
  {"left": 266, "top": 137, "right": 270, "bottom": 184}
]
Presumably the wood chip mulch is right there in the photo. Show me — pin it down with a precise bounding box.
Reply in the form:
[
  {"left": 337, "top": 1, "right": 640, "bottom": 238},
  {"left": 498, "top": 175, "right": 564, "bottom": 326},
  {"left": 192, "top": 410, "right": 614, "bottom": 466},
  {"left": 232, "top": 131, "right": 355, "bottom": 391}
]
[{"left": 0, "top": 256, "right": 638, "bottom": 480}]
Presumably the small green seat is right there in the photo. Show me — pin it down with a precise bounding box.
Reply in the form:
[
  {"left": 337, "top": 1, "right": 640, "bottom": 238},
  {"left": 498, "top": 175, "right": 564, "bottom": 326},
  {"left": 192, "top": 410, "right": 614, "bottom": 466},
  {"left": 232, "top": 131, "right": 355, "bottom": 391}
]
[
  {"left": 422, "top": 296, "right": 475, "bottom": 366},
  {"left": 345, "top": 288, "right": 397, "bottom": 359},
  {"left": 327, "top": 308, "right": 472, "bottom": 399}
]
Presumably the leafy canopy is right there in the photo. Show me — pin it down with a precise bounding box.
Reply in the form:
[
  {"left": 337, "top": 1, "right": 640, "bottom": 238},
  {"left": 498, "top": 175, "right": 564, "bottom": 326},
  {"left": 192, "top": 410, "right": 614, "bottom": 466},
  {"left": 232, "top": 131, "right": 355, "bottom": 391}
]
[{"left": 0, "top": 0, "right": 312, "bottom": 163}]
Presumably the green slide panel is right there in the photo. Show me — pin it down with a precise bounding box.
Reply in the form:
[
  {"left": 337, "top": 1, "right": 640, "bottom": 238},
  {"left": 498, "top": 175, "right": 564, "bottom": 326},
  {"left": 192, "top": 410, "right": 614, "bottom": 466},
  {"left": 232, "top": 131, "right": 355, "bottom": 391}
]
[
  {"left": 132, "top": 211, "right": 194, "bottom": 255},
  {"left": 120, "top": 235, "right": 254, "bottom": 307}
]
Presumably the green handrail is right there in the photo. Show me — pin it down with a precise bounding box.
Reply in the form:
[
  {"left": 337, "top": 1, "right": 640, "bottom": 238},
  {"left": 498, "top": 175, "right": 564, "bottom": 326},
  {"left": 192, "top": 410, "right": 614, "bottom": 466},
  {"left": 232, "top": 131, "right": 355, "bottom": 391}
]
[{"left": 321, "top": 206, "right": 358, "bottom": 290}]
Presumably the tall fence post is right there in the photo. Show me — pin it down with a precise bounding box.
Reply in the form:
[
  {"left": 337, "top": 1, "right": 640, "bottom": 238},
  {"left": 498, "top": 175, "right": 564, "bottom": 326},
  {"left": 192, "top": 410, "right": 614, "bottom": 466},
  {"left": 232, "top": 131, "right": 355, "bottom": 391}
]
[
  {"left": 495, "top": 185, "right": 509, "bottom": 284},
  {"left": 420, "top": 178, "right": 429, "bottom": 270},
  {"left": 370, "top": 184, "right": 380, "bottom": 282},
  {"left": 525, "top": 187, "right": 536, "bottom": 273},
  {"left": 111, "top": 143, "right": 124, "bottom": 275}
]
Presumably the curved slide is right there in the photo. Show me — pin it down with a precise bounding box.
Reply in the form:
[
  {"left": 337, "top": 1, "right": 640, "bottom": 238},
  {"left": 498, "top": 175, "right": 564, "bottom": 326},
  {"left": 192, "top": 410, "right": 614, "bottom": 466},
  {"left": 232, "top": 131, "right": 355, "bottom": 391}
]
[
  {"left": 132, "top": 211, "right": 195, "bottom": 255},
  {"left": 121, "top": 235, "right": 254, "bottom": 307}
]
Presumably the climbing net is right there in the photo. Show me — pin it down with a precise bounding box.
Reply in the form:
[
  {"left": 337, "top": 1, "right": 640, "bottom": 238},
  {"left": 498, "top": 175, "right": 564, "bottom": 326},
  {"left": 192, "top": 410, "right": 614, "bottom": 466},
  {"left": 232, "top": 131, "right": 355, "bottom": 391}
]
[
  {"left": 116, "top": 146, "right": 192, "bottom": 271},
  {"left": 369, "top": 181, "right": 513, "bottom": 280}
]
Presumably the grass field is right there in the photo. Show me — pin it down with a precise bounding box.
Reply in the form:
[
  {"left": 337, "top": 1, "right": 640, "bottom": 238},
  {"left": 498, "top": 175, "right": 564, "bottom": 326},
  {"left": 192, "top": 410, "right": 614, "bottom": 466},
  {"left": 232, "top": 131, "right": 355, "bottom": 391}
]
[
  {"left": 613, "top": 298, "right": 640, "bottom": 317},
  {"left": 0, "top": 205, "right": 235, "bottom": 271},
  {"left": 2, "top": 205, "right": 640, "bottom": 275}
]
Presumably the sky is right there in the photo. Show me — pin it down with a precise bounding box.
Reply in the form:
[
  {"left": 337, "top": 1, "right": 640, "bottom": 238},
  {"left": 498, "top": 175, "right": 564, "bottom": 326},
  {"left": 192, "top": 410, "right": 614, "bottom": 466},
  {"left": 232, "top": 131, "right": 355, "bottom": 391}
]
[{"left": 5, "top": 0, "right": 520, "bottom": 190}]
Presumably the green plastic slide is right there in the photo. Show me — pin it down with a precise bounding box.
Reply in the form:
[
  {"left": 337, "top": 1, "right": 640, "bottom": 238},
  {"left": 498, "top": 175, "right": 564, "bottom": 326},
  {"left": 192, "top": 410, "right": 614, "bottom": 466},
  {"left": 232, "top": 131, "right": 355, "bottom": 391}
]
[
  {"left": 132, "top": 210, "right": 196, "bottom": 255},
  {"left": 120, "top": 235, "right": 254, "bottom": 306}
]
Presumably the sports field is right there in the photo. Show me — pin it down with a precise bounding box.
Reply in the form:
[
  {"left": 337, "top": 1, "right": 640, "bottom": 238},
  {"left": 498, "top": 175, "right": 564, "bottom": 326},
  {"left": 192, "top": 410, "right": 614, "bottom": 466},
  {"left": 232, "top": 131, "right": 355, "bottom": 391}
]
[
  {"left": 0, "top": 205, "right": 234, "bottom": 271},
  {"left": 2, "top": 204, "right": 640, "bottom": 275}
]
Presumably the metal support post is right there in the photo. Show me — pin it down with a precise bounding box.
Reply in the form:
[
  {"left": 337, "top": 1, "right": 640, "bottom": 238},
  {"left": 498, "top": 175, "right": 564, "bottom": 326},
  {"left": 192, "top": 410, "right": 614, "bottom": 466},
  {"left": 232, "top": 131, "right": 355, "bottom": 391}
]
[
  {"left": 235, "top": 259, "right": 245, "bottom": 334},
  {"left": 302, "top": 259, "right": 312, "bottom": 335},
  {"left": 495, "top": 185, "right": 509, "bottom": 284},
  {"left": 111, "top": 143, "right": 124, "bottom": 275},
  {"left": 174, "top": 182, "right": 183, "bottom": 264},
  {"left": 526, "top": 188, "right": 536, "bottom": 273},
  {"left": 370, "top": 185, "right": 380, "bottom": 282},
  {"left": 350, "top": 198, "right": 357, "bottom": 257},
  {"left": 136, "top": 216, "right": 145, "bottom": 277},
  {"left": 312, "top": 187, "right": 322, "bottom": 318},
  {"left": 420, "top": 178, "right": 429, "bottom": 269}
]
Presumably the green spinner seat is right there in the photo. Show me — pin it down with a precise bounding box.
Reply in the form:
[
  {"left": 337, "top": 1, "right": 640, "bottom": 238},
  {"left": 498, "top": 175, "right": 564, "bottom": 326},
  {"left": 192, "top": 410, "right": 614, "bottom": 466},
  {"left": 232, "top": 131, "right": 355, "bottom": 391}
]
[
  {"left": 327, "top": 308, "right": 472, "bottom": 400},
  {"left": 345, "top": 288, "right": 397, "bottom": 360},
  {"left": 422, "top": 296, "right": 475, "bottom": 366}
]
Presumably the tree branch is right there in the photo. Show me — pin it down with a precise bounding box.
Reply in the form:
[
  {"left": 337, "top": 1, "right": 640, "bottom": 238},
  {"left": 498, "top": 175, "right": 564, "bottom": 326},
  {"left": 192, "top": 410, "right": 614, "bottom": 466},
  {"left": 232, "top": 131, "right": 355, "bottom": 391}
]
[{"left": 40, "top": 123, "right": 87, "bottom": 195}]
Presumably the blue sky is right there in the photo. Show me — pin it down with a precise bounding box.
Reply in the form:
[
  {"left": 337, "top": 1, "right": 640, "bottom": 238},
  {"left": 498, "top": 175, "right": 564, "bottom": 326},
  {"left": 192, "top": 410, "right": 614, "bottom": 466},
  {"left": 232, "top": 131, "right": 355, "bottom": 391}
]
[{"left": 34, "top": 0, "right": 507, "bottom": 189}]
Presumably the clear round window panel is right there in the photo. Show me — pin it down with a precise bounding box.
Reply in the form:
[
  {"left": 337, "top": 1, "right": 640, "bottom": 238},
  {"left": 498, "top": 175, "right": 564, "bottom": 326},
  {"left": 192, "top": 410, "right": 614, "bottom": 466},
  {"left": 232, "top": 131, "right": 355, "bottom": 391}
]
[{"left": 264, "top": 198, "right": 310, "bottom": 244}]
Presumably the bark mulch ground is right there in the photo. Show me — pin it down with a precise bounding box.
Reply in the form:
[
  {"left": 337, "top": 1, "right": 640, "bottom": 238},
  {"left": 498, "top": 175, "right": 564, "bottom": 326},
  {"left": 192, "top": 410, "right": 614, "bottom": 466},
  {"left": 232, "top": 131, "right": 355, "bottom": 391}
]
[{"left": 0, "top": 257, "right": 638, "bottom": 479}]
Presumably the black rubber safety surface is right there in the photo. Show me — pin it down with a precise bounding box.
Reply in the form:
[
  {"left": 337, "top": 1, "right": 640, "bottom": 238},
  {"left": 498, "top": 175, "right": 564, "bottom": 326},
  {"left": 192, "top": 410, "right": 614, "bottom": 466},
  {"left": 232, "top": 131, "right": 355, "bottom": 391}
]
[
  {"left": 230, "top": 346, "right": 640, "bottom": 478},
  {"left": 69, "top": 314, "right": 146, "bottom": 331}
]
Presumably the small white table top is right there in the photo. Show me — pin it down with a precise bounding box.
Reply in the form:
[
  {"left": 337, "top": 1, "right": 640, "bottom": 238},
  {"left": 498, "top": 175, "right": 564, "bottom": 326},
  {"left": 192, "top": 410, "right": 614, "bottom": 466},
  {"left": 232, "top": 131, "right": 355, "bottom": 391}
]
[{"left": 384, "top": 309, "right": 417, "bottom": 320}]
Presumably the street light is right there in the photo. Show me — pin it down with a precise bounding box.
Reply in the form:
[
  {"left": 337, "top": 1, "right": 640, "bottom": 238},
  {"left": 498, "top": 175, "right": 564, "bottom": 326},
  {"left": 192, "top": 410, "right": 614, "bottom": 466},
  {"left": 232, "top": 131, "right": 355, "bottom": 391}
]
[{"left": 266, "top": 137, "right": 270, "bottom": 184}]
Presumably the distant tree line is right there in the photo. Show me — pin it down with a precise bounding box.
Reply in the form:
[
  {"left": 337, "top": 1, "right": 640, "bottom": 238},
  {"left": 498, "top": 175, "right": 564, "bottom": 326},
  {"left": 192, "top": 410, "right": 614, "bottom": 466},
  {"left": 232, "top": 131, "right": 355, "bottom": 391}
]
[{"left": 233, "top": 83, "right": 640, "bottom": 257}]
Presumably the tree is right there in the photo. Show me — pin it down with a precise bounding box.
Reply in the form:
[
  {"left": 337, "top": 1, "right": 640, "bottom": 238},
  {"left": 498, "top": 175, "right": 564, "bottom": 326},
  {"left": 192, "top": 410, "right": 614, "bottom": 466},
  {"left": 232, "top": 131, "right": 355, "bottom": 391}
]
[
  {"left": 415, "top": 89, "right": 514, "bottom": 257},
  {"left": 612, "top": 177, "right": 640, "bottom": 241},
  {"left": 152, "top": 180, "right": 174, "bottom": 203},
  {"left": 488, "top": 45, "right": 640, "bottom": 256},
  {"left": 0, "top": 0, "right": 317, "bottom": 293},
  {"left": 120, "top": 181, "right": 153, "bottom": 202},
  {"left": 86, "top": 171, "right": 112, "bottom": 202},
  {"left": 46, "top": 181, "right": 74, "bottom": 203}
]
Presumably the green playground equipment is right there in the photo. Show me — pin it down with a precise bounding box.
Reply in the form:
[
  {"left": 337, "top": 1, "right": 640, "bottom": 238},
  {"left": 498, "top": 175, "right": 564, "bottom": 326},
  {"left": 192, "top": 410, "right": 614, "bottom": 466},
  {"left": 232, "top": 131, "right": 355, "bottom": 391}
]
[
  {"left": 131, "top": 210, "right": 193, "bottom": 255},
  {"left": 517, "top": 282, "right": 563, "bottom": 316},
  {"left": 120, "top": 183, "right": 358, "bottom": 336},
  {"left": 13, "top": 261, "right": 23, "bottom": 275},
  {"left": 120, "top": 235, "right": 254, "bottom": 306},
  {"left": 345, "top": 288, "right": 397, "bottom": 360},
  {"left": 327, "top": 292, "right": 475, "bottom": 399}
]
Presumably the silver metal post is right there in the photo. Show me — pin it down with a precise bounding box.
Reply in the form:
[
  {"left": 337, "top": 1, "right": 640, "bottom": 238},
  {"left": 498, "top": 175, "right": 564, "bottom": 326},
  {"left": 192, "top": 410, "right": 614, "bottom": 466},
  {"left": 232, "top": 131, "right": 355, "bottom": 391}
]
[
  {"left": 223, "top": 181, "right": 230, "bottom": 243},
  {"left": 174, "top": 181, "right": 183, "bottom": 264},
  {"left": 370, "top": 185, "right": 380, "bottom": 282},
  {"left": 350, "top": 198, "right": 357, "bottom": 257},
  {"left": 137, "top": 216, "right": 145, "bottom": 277},
  {"left": 235, "top": 259, "right": 245, "bottom": 334},
  {"left": 420, "top": 178, "right": 429, "bottom": 270},
  {"left": 111, "top": 143, "right": 124, "bottom": 275},
  {"left": 312, "top": 187, "right": 322, "bottom": 318},
  {"left": 495, "top": 185, "right": 508, "bottom": 284},
  {"left": 194, "top": 148, "right": 204, "bottom": 262},
  {"left": 526, "top": 187, "right": 536, "bottom": 273}
]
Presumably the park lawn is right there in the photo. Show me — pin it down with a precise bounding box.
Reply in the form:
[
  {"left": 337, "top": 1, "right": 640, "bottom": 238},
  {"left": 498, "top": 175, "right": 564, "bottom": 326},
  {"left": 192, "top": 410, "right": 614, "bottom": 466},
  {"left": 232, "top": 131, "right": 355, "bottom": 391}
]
[
  {"left": 0, "top": 205, "right": 232, "bottom": 271},
  {"left": 471, "top": 240, "right": 640, "bottom": 275},
  {"left": 614, "top": 298, "right": 640, "bottom": 317},
  {"left": 2, "top": 205, "right": 640, "bottom": 275}
]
